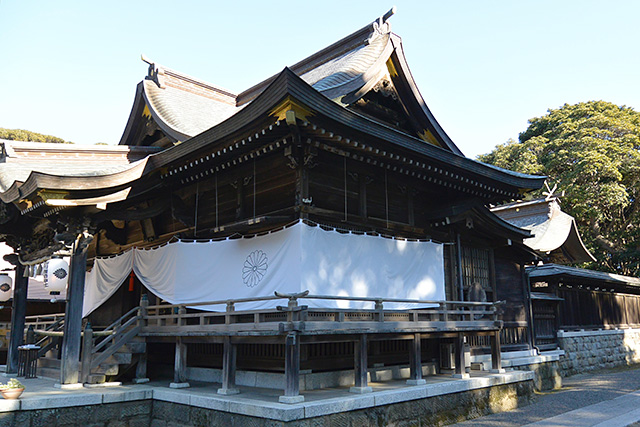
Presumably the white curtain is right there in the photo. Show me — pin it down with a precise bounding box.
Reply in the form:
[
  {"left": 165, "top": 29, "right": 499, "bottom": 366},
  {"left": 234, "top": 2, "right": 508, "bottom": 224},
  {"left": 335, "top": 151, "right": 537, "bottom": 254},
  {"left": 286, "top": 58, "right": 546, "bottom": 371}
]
[{"left": 82, "top": 222, "right": 444, "bottom": 317}]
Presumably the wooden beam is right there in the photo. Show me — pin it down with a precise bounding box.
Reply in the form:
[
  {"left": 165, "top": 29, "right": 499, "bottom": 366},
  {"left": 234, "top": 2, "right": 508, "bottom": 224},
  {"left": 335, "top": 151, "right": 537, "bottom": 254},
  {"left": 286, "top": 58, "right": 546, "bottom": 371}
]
[
  {"left": 6, "top": 263, "right": 28, "bottom": 374},
  {"left": 279, "top": 332, "right": 304, "bottom": 403},
  {"left": 217, "top": 336, "right": 239, "bottom": 395},
  {"left": 350, "top": 334, "right": 372, "bottom": 393},
  {"left": 60, "top": 234, "right": 91, "bottom": 385}
]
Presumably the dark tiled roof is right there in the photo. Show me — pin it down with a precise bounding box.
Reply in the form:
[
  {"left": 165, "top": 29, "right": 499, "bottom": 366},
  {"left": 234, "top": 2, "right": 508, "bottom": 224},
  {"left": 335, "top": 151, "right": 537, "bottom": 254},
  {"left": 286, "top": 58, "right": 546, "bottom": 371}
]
[
  {"left": 492, "top": 197, "right": 595, "bottom": 263},
  {"left": 528, "top": 263, "right": 640, "bottom": 287}
]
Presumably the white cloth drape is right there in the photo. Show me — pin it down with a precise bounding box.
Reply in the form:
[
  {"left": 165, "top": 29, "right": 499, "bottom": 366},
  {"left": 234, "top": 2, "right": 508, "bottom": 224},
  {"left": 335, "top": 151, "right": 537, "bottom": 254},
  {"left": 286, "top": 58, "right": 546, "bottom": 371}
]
[{"left": 82, "top": 222, "right": 444, "bottom": 317}]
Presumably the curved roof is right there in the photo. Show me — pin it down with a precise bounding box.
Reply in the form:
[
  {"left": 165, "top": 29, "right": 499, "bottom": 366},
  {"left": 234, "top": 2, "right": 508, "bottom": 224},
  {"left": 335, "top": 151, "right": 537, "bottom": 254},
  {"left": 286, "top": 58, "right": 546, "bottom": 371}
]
[
  {"left": 0, "top": 67, "right": 546, "bottom": 210},
  {"left": 119, "top": 8, "right": 465, "bottom": 154},
  {"left": 492, "top": 197, "right": 595, "bottom": 263}
]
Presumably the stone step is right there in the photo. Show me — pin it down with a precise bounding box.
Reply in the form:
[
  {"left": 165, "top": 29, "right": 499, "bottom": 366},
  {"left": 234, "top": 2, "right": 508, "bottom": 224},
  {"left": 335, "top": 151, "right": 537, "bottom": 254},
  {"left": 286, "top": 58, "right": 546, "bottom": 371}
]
[
  {"left": 107, "top": 352, "right": 132, "bottom": 365},
  {"left": 118, "top": 342, "right": 145, "bottom": 354},
  {"left": 87, "top": 373, "right": 106, "bottom": 384},
  {"left": 94, "top": 363, "right": 119, "bottom": 376},
  {"left": 37, "top": 357, "right": 61, "bottom": 369},
  {"left": 37, "top": 366, "right": 60, "bottom": 380}
]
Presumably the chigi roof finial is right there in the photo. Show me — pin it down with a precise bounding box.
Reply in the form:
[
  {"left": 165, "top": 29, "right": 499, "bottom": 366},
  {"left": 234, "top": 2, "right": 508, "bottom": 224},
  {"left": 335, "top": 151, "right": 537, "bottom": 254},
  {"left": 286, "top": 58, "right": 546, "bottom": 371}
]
[{"left": 366, "top": 6, "right": 396, "bottom": 45}]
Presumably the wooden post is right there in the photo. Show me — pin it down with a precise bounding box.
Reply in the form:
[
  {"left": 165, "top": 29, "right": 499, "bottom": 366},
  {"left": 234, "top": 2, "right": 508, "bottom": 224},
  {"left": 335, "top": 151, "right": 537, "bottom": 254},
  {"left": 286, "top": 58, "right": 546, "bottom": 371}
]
[
  {"left": 60, "top": 233, "right": 91, "bottom": 386},
  {"left": 6, "top": 263, "right": 28, "bottom": 374},
  {"left": 279, "top": 332, "right": 303, "bottom": 403},
  {"left": 452, "top": 333, "right": 469, "bottom": 379},
  {"left": 134, "top": 353, "right": 149, "bottom": 384},
  {"left": 490, "top": 330, "right": 505, "bottom": 373},
  {"left": 456, "top": 232, "right": 465, "bottom": 302},
  {"left": 170, "top": 337, "right": 189, "bottom": 388},
  {"left": 217, "top": 336, "right": 239, "bottom": 395},
  {"left": 80, "top": 322, "right": 93, "bottom": 383},
  {"left": 407, "top": 333, "right": 426, "bottom": 385},
  {"left": 350, "top": 334, "right": 372, "bottom": 393}
]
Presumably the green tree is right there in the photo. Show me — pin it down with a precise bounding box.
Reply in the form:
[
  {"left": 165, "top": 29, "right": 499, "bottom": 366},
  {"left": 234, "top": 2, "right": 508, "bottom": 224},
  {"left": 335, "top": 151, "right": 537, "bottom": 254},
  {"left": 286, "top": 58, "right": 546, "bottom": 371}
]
[
  {"left": 479, "top": 101, "right": 640, "bottom": 276},
  {"left": 0, "top": 128, "right": 71, "bottom": 143}
]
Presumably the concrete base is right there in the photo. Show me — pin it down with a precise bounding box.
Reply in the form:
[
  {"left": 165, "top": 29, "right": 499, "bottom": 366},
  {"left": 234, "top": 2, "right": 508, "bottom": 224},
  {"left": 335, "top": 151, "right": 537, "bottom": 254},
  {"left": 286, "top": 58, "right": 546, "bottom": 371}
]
[
  {"left": 406, "top": 379, "right": 427, "bottom": 385},
  {"left": 169, "top": 382, "right": 190, "bottom": 389},
  {"left": 349, "top": 386, "right": 373, "bottom": 394},
  {"left": 54, "top": 382, "right": 84, "bottom": 390},
  {"left": 490, "top": 368, "right": 507, "bottom": 374},
  {"left": 217, "top": 388, "right": 240, "bottom": 395},
  {"left": 278, "top": 395, "right": 305, "bottom": 404},
  {"left": 1, "top": 373, "right": 17, "bottom": 378},
  {"left": 84, "top": 381, "right": 122, "bottom": 388},
  {"left": 451, "top": 373, "right": 470, "bottom": 379},
  {"left": 133, "top": 378, "right": 150, "bottom": 384}
]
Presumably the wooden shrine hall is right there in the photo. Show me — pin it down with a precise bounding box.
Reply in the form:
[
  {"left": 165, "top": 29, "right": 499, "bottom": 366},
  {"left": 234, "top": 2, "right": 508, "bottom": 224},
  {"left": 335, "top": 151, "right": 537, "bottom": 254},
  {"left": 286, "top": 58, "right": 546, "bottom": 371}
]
[{"left": 0, "top": 9, "right": 546, "bottom": 403}]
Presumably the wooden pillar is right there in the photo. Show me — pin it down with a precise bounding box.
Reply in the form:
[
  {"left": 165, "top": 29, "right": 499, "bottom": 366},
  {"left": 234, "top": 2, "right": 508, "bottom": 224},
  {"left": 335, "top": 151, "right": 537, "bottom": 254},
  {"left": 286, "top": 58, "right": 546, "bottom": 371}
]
[
  {"left": 350, "top": 334, "right": 372, "bottom": 393},
  {"left": 407, "top": 333, "right": 426, "bottom": 385},
  {"left": 490, "top": 330, "right": 505, "bottom": 373},
  {"left": 6, "top": 263, "right": 28, "bottom": 374},
  {"left": 170, "top": 337, "right": 189, "bottom": 388},
  {"left": 279, "top": 332, "right": 303, "bottom": 403},
  {"left": 60, "top": 234, "right": 91, "bottom": 386},
  {"left": 359, "top": 176, "right": 368, "bottom": 219},
  {"left": 80, "top": 322, "right": 93, "bottom": 383},
  {"left": 456, "top": 233, "right": 465, "bottom": 302},
  {"left": 452, "top": 333, "right": 469, "bottom": 379},
  {"left": 217, "top": 336, "right": 239, "bottom": 395}
]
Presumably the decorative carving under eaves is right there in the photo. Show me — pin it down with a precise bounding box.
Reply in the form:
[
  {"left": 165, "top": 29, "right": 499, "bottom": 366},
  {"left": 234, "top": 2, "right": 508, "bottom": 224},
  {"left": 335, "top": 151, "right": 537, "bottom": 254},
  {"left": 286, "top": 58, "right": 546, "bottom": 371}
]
[{"left": 372, "top": 78, "right": 398, "bottom": 100}]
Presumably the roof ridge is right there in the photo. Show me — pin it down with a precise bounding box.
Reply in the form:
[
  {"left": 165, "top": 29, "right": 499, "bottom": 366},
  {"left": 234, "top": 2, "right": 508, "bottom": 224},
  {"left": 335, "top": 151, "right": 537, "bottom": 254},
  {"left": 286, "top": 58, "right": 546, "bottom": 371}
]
[
  {"left": 235, "top": 7, "right": 396, "bottom": 106},
  {"left": 141, "top": 55, "right": 237, "bottom": 99}
]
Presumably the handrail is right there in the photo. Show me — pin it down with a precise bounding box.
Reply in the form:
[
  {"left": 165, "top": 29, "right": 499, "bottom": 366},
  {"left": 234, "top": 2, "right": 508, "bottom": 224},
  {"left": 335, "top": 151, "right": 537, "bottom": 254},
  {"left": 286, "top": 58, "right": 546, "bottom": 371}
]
[
  {"left": 81, "top": 304, "right": 143, "bottom": 383},
  {"left": 35, "top": 330, "right": 113, "bottom": 337},
  {"left": 103, "top": 306, "right": 141, "bottom": 332},
  {"left": 25, "top": 313, "right": 66, "bottom": 322},
  {"left": 145, "top": 293, "right": 501, "bottom": 311}
]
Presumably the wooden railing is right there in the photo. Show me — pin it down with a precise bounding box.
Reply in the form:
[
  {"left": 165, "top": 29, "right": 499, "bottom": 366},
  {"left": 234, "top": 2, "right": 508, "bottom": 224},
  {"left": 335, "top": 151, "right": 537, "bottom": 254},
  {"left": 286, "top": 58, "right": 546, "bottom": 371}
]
[
  {"left": 25, "top": 313, "right": 66, "bottom": 358},
  {"left": 141, "top": 291, "right": 503, "bottom": 336}
]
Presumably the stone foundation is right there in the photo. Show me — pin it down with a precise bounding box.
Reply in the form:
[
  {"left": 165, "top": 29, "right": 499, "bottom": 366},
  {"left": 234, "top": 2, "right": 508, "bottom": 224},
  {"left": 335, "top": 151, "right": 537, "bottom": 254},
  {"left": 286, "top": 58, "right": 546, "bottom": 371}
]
[
  {"left": 0, "top": 371, "right": 534, "bottom": 426},
  {"left": 0, "top": 400, "right": 152, "bottom": 427},
  {"left": 557, "top": 329, "right": 640, "bottom": 376},
  {"left": 148, "top": 381, "right": 533, "bottom": 426}
]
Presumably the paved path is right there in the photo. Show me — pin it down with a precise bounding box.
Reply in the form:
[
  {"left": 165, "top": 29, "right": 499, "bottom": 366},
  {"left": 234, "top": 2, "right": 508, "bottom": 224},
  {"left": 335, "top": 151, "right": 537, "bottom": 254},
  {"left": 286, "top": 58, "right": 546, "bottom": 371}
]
[{"left": 452, "top": 365, "right": 640, "bottom": 427}]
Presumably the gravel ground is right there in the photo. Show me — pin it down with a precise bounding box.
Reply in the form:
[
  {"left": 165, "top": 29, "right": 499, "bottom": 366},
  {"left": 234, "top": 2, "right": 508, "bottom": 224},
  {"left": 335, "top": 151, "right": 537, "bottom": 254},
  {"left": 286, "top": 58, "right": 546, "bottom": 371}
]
[{"left": 451, "top": 365, "right": 640, "bottom": 426}]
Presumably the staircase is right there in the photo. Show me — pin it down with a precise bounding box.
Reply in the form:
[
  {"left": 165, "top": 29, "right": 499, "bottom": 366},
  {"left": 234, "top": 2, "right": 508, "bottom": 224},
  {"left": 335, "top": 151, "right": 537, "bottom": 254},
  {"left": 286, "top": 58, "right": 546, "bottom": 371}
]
[
  {"left": 84, "top": 337, "right": 146, "bottom": 384},
  {"left": 30, "top": 307, "right": 145, "bottom": 384}
]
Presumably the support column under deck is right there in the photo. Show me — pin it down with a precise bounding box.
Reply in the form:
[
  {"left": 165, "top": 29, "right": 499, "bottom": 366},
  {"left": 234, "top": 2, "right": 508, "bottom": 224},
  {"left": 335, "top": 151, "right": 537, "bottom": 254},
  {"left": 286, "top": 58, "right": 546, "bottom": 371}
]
[
  {"left": 6, "top": 263, "right": 28, "bottom": 375},
  {"left": 407, "top": 333, "right": 426, "bottom": 385},
  {"left": 170, "top": 337, "right": 189, "bottom": 388},
  {"left": 491, "top": 330, "right": 505, "bottom": 373},
  {"left": 218, "top": 336, "right": 239, "bottom": 395},
  {"left": 350, "top": 334, "right": 372, "bottom": 393},
  {"left": 280, "top": 332, "right": 303, "bottom": 404},
  {"left": 452, "top": 333, "right": 469, "bottom": 379}
]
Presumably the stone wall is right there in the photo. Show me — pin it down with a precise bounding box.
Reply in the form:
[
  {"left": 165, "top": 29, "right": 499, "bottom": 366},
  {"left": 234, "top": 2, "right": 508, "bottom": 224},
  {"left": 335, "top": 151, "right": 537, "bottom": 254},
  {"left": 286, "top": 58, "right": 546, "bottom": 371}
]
[
  {"left": 0, "top": 400, "right": 152, "bottom": 427},
  {"left": 149, "top": 382, "right": 533, "bottom": 427},
  {"left": 0, "top": 379, "right": 534, "bottom": 427},
  {"left": 513, "top": 360, "right": 562, "bottom": 391},
  {"left": 557, "top": 329, "right": 640, "bottom": 377}
]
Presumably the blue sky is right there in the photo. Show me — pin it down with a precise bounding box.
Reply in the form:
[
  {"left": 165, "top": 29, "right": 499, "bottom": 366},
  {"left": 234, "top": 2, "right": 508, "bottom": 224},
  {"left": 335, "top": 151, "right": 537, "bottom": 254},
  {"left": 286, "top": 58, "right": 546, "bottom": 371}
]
[{"left": 1, "top": 1, "right": 638, "bottom": 158}]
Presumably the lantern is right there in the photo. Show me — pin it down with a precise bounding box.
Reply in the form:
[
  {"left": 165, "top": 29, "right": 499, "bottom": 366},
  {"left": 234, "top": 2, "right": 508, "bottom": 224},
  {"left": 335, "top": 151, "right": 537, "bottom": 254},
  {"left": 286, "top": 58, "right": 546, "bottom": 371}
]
[
  {"left": 0, "top": 273, "right": 12, "bottom": 302},
  {"left": 44, "top": 257, "right": 69, "bottom": 295}
]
